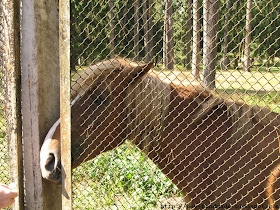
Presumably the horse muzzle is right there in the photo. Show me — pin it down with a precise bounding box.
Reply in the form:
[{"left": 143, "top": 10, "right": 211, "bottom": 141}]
[{"left": 40, "top": 153, "right": 62, "bottom": 185}]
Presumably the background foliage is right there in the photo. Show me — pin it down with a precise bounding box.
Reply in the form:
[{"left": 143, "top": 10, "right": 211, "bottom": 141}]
[{"left": 70, "top": 0, "right": 279, "bottom": 70}]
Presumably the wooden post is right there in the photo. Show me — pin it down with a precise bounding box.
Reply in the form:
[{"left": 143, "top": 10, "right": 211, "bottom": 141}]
[
  {"left": 59, "top": 0, "right": 72, "bottom": 209},
  {"left": 2, "top": 0, "right": 24, "bottom": 209},
  {"left": 21, "top": 0, "right": 62, "bottom": 209}
]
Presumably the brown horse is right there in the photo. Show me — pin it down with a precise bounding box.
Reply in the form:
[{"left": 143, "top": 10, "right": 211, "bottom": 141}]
[{"left": 40, "top": 58, "right": 280, "bottom": 207}]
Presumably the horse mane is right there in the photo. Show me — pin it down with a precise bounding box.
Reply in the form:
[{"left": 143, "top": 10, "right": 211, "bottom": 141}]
[
  {"left": 224, "top": 100, "right": 280, "bottom": 142},
  {"left": 170, "top": 81, "right": 280, "bottom": 144},
  {"left": 125, "top": 73, "right": 171, "bottom": 153}
]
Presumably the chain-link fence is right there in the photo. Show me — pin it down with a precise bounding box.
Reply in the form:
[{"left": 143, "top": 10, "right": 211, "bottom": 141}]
[
  {"left": 0, "top": 0, "right": 23, "bottom": 208},
  {"left": 0, "top": 0, "right": 10, "bottom": 190},
  {"left": 67, "top": 0, "right": 280, "bottom": 208}
]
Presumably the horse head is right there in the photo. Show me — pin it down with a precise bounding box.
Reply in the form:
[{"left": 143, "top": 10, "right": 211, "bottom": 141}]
[{"left": 40, "top": 58, "right": 153, "bottom": 184}]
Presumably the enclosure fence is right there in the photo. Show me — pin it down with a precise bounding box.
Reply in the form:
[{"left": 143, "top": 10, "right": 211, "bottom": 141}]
[
  {"left": 0, "top": 0, "right": 22, "bottom": 209},
  {"left": 0, "top": 0, "right": 280, "bottom": 209},
  {"left": 0, "top": 0, "right": 10, "bottom": 188},
  {"left": 68, "top": 0, "right": 280, "bottom": 209}
]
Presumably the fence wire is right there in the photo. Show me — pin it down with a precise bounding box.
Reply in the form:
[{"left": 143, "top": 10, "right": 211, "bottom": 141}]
[
  {"left": 0, "top": 0, "right": 10, "bottom": 188},
  {"left": 0, "top": 3, "right": 14, "bottom": 210},
  {"left": 69, "top": 0, "right": 280, "bottom": 209}
]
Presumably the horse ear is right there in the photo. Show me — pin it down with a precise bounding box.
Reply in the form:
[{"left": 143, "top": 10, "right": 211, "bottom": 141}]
[{"left": 125, "top": 62, "right": 153, "bottom": 84}]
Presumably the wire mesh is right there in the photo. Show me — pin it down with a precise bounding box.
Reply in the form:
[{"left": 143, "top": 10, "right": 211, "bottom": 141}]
[
  {"left": 0, "top": 0, "right": 10, "bottom": 187},
  {"left": 68, "top": 0, "right": 280, "bottom": 208},
  {"left": 0, "top": 2, "right": 14, "bottom": 210}
]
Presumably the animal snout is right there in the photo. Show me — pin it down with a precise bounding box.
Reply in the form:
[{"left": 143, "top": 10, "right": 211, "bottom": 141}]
[
  {"left": 40, "top": 150, "right": 62, "bottom": 184},
  {"left": 45, "top": 153, "right": 55, "bottom": 171}
]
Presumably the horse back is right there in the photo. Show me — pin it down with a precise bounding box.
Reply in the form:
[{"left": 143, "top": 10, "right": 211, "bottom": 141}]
[{"left": 160, "top": 85, "right": 280, "bottom": 206}]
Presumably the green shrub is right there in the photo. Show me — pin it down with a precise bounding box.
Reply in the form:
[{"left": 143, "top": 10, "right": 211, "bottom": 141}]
[{"left": 72, "top": 141, "right": 180, "bottom": 209}]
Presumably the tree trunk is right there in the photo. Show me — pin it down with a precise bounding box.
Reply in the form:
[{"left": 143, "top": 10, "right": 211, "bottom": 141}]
[
  {"left": 266, "top": 58, "right": 270, "bottom": 71},
  {"left": 70, "top": 14, "right": 77, "bottom": 71},
  {"left": 185, "top": 0, "right": 192, "bottom": 70},
  {"left": 203, "top": 0, "right": 220, "bottom": 89},
  {"left": 192, "top": 0, "right": 200, "bottom": 79},
  {"left": 109, "top": 0, "right": 115, "bottom": 58},
  {"left": 70, "top": 47, "right": 76, "bottom": 71},
  {"left": 234, "top": 56, "right": 238, "bottom": 69},
  {"left": 164, "top": 0, "right": 174, "bottom": 70},
  {"left": 148, "top": 0, "right": 153, "bottom": 61},
  {"left": 163, "top": 9, "right": 166, "bottom": 68},
  {"left": 222, "top": 0, "right": 230, "bottom": 70},
  {"left": 143, "top": 0, "right": 149, "bottom": 63},
  {"left": 243, "top": 0, "right": 252, "bottom": 72},
  {"left": 134, "top": 0, "right": 140, "bottom": 61}
]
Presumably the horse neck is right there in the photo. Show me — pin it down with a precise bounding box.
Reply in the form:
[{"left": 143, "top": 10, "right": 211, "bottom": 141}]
[
  {"left": 125, "top": 74, "right": 170, "bottom": 153},
  {"left": 144, "top": 84, "right": 211, "bottom": 187},
  {"left": 125, "top": 75, "right": 206, "bottom": 154},
  {"left": 125, "top": 74, "right": 211, "bottom": 161}
]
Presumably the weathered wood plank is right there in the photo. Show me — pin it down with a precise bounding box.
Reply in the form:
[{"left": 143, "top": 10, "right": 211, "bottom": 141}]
[
  {"left": 21, "top": 0, "right": 61, "bottom": 209},
  {"left": 59, "top": 0, "right": 72, "bottom": 208}
]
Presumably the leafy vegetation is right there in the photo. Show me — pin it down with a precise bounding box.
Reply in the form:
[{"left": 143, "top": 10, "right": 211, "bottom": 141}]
[
  {"left": 72, "top": 141, "right": 180, "bottom": 209},
  {"left": 0, "top": 102, "right": 9, "bottom": 184},
  {"left": 70, "top": 0, "right": 279, "bottom": 70},
  {"left": 0, "top": 132, "right": 9, "bottom": 184}
]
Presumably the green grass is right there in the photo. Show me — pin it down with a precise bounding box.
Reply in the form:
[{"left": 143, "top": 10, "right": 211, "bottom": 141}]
[
  {"left": 215, "top": 70, "right": 280, "bottom": 113},
  {"left": 72, "top": 141, "right": 180, "bottom": 209},
  {"left": 215, "top": 70, "right": 280, "bottom": 92},
  {"left": 0, "top": 133, "right": 9, "bottom": 184},
  {"left": 0, "top": 108, "right": 9, "bottom": 185}
]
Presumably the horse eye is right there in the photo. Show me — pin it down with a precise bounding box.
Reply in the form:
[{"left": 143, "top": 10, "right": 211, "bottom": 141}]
[
  {"left": 114, "top": 68, "right": 121, "bottom": 73},
  {"left": 94, "top": 94, "right": 107, "bottom": 105}
]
